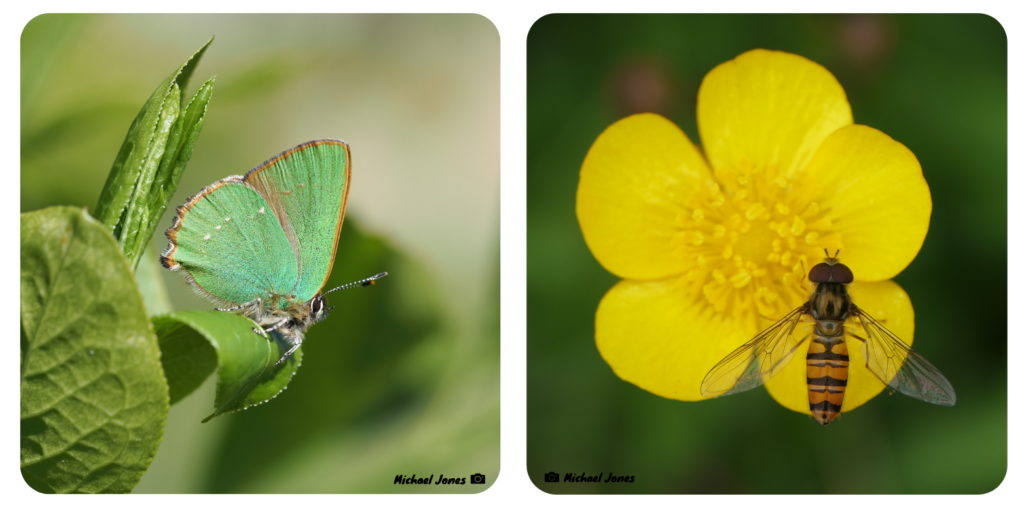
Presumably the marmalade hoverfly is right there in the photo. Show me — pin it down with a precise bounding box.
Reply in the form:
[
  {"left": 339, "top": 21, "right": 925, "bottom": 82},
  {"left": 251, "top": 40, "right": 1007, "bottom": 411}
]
[{"left": 700, "top": 249, "right": 956, "bottom": 425}]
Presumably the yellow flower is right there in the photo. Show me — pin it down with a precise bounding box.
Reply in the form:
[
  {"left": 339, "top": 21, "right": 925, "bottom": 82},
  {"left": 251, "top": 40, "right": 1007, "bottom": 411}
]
[{"left": 576, "top": 49, "right": 931, "bottom": 418}]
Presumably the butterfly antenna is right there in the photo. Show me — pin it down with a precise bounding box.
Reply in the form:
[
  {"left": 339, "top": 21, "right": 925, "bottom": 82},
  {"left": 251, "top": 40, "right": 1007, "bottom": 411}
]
[{"left": 322, "top": 272, "right": 388, "bottom": 295}]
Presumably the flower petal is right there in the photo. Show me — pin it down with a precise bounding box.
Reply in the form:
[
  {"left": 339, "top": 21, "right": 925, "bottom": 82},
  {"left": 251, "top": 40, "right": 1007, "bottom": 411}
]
[
  {"left": 595, "top": 277, "right": 750, "bottom": 401},
  {"left": 697, "top": 49, "right": 853, "bottom": 179},
  {"left": 764, "top": 279, "right": 915, "bottom": 416},
  {"left": 578, "top": 113, "right": 712, "bottom": 280},
  {"left": 800, "top": 124, "right": 931, "bottom": 281}
]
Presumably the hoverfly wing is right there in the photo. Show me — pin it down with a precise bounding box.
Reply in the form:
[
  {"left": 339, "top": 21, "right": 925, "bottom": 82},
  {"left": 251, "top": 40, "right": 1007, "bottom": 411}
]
[
  {"left": 701, "top": 304, "right": 811, "bottom": 397},
  {"left": 853, "top": 305, "right": 956, "bottom": 406}
]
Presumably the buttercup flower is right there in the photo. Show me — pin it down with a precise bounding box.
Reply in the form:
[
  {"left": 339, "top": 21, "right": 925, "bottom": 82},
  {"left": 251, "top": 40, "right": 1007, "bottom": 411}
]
[{"left": 577, "top": 49, "right": 931, "bottom": 417}]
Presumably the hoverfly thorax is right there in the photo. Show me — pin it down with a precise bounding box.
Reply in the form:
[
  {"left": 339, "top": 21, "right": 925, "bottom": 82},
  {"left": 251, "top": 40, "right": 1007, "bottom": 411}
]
[
  {"left": 807, "top": 249, "right": 853, "bottom": 338},
  {"left": 810, "top": 284, "right": 849, "bottom": 337}
]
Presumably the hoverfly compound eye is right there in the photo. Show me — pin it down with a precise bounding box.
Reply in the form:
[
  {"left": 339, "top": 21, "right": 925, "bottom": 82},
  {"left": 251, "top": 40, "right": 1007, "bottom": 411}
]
[
  {"left": 831, "top": 263, "right": 854, "bottom": 283},
  {"left": 808, "top": 262, "right": 833, "bottom": 283}
]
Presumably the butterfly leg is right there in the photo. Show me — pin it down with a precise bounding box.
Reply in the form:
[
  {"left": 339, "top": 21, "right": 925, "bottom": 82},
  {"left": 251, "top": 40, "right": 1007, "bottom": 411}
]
[
  {"left": 274, "top": 338, "right": 302, "bottom": 366},
  {"left": 216, "top": 297, "right": 261, "bottom": 313},
  {"left": 262, "top": 316, "right": 290, "bottom": 334}
]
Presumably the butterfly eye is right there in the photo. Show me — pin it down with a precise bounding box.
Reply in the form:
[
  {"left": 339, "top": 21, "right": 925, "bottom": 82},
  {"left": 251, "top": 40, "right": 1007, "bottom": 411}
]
[
  {"left": 311, "top": 296, "right": 325, "bottom": 316},
  {"left": 830, "top": 263, "right": 854, "bottom": 283},
  {"left": 808, "top": 262, "right": 833, "bottom": 283}
]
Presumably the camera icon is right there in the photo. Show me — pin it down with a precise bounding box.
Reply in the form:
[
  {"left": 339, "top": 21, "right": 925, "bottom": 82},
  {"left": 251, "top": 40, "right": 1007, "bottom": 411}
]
[
  {"left": 544, "top": 472, "right": 559, "bottom": 483},
  {"left": 470, "top": 473, "right": 485, "bottom": 484}
]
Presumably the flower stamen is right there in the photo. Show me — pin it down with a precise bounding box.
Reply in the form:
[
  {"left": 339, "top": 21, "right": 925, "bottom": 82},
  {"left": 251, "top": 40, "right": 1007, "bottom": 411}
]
[{"left": 672, "top": 165, "right": 841, "bottom": 323}]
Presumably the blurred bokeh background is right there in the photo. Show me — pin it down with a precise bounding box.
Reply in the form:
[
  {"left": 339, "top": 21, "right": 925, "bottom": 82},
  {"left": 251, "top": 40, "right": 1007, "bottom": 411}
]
[
  {"left": 21, "top": 14, "right": 498, "bottom": 493},
  {"left": 527, "top": 14, "right": 1005, "bottom": 493}
]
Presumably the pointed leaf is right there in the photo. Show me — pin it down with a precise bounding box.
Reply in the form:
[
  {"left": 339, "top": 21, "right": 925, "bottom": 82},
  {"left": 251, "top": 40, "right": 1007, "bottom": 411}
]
[
  {"left": 144, "top": 76, "right": 216, "bottom": 250},
  {"left": 117, "top": 84, "right": 180, "bottom": 260},
  {"left": 172, "top": 38, "right": 212, "bottom": 98},
  {"left": 93, "top": 38, "right": 214, "bottom": 270}
]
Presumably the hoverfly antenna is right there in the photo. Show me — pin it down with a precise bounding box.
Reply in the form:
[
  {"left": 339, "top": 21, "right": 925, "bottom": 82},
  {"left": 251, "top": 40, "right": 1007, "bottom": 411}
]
[
  {"left": 822, "top": 248, "right": 841, "bottom": 264},
  {"left": 322, "top": 272, "right": 389, "bottom": 295}
]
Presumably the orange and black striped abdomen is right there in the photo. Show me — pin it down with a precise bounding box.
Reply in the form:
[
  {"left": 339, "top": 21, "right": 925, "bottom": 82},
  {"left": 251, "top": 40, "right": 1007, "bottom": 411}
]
[{"left": 806, "top": 337, "right": 849, "bottom": 426}]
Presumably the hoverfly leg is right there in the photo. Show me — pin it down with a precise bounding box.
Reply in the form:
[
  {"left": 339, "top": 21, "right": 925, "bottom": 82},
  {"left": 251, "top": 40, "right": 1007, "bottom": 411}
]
[
  {"left": 799, "top": 258, "right": 817, "bottom": 292},
  {"left": 848, "top": 323, "right": 891, "bottom": 344}
]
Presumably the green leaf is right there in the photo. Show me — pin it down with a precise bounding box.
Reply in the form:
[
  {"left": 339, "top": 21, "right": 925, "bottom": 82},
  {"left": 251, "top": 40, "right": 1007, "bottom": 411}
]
[
  {"left": 93, "top": 37, "right": 214, "bottom": 271},
  {"left": 152, "top": 310, "right": 302, "bottom": 422},
  {"left": 20, "top": 206, "right": 169, "bottom": 494}
]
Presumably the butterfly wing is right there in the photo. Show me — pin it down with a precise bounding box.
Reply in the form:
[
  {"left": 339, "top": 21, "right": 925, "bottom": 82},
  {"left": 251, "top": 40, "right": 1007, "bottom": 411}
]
[
  {"left": 162, "top": 176, "right": 299, "bottom": 306},
  {"left": 243, "top": 140, "right": 351, "bottom": 302},
  {"left": 701, "top": 304, "right": 811, "bottom": 397},
  {"left": 852, "top": 305, "right": 957, "bottom": 406}
]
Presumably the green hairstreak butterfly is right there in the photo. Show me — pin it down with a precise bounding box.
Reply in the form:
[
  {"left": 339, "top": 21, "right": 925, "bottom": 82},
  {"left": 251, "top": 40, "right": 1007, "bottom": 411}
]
[{"left": 161, "top": 139, "right": 386, "bottom": 365}]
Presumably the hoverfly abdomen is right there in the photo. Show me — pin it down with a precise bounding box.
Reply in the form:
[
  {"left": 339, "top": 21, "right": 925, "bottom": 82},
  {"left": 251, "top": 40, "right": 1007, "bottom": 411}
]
[{"left": 806, "top": 337, "right": 850, "bottom": 426}]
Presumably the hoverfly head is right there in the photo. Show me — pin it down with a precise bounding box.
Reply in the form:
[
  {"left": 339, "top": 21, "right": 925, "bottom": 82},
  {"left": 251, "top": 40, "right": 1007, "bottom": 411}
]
[{"left": 809, "top": 249, "right": 854, "bottom": 284}]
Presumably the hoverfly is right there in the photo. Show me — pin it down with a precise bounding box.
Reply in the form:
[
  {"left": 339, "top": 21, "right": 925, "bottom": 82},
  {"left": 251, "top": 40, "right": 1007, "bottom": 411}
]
[{"left": 700, "top": 250, "right": 956, "bottom": 425}]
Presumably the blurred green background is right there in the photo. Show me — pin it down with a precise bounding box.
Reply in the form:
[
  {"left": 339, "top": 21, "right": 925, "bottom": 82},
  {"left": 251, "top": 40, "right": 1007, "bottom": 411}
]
[
  {"left": 527, "top": 14, "right": 1005, "bottom": 493},
  {"left": 21, "top": 14, "right": 498, "bottom": 493}
]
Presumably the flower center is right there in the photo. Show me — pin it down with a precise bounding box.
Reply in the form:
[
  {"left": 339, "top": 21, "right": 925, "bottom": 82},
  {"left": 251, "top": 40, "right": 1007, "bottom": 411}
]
[
  {"left": 671, "top": 161, "right": 842, "bottom": 331},
  {"left": 734, "top": 219, "right": 774, "bottom": 265}
]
